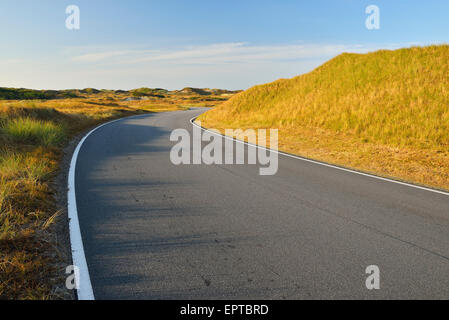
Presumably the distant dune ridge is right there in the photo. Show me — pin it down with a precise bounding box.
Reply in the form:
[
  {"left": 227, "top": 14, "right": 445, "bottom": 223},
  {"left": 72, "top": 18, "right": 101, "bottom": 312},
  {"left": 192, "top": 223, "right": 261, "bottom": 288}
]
[
  {"left": 0, "top": 87, "right": 241, "bottom": 101},
  {"left": 200, "top": 45, "right": 449, "bottom": 190}
]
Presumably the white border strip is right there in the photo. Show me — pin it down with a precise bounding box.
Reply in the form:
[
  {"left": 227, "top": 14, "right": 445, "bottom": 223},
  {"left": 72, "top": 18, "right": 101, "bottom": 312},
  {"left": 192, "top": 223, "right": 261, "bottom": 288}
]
[
  {"left": 68, "top": 117, "right": 133, "bottom": 300},
  {"left": 191, "top": 117, "right": 449, "bottom": 197}
]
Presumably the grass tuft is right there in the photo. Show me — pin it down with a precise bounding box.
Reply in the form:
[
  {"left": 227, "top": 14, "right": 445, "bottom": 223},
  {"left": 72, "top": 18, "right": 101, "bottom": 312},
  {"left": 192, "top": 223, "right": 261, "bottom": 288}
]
[
  {"left": 2, "top": 118, "right": 66, "bottom": 147},
  {"left": 0, "top": 152, "right": 50, "bottom": 182}
]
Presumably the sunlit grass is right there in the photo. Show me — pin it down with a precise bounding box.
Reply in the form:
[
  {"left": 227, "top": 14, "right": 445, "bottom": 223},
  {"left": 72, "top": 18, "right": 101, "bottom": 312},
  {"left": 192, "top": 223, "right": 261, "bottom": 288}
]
[
  {"left": 0, "top": 152, "right": 50, "bottom": 182},
  {"left": 3, "top": 118, "right": 66, "bottom": 147},
  {"left": 200, "top": 45, "right": 449, "bottom": 190},
  {"left": 0, "top": 90, "right": 233, "bottom": 299}
]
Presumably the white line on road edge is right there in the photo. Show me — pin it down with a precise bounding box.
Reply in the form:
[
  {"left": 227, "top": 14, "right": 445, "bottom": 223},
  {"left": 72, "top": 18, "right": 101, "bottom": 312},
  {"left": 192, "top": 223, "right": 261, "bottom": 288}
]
[
  {"left": 191, "top": 117, "right": 449, "bottom": 197},
  {"left": 68, "top": 116, "right": 142, "bottom": 300}
]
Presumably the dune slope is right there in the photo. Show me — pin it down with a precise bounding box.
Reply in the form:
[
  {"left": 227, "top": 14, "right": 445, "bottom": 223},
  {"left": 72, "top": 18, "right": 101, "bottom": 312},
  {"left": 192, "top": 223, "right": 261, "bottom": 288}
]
[{"left": 199, "top": 45, "right": 449, "bottom": 190}]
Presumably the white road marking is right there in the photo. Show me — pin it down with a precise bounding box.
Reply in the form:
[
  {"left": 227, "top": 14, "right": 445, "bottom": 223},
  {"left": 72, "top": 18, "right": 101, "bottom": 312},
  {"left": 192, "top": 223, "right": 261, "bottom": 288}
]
[
  {"left": 68, "top": 116, "right": 143, "bottom": 300},
  {"left": 191, "top": 117, "right": 449, "bottom": 197},
  {"left": 67, "top": 112, "right": 449, "bottom": 300}
]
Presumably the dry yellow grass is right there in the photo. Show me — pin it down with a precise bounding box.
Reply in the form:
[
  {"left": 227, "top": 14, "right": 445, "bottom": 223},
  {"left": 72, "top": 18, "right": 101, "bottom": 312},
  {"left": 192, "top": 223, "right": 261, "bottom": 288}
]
[
  {"left": 0, "top": 91, "right": 234, "bottom": 299},
  {"left": 199, "top": 45, "right": 449, "bottom": 190}
]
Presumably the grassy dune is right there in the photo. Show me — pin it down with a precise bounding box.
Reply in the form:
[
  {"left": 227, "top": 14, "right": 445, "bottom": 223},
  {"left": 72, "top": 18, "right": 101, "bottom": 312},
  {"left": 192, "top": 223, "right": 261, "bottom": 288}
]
[
  {"left": 199, "top": 45, "right": 449, "bottom": 190},
  {"left": 0, "top": 90, "right": 234, "bottom": 299}
]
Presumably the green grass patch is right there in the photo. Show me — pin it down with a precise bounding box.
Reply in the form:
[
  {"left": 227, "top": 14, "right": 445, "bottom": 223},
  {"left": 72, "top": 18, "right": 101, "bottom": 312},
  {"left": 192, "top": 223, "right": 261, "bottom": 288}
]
[{"left": 2, "top": 118, "right": 66, "bottom": 147}]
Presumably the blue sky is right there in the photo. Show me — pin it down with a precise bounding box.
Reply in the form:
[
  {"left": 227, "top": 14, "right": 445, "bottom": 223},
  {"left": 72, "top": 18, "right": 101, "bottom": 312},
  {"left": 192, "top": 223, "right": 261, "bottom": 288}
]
[{"left": 0, "top": 0, "right": 448, "bottom": 90}]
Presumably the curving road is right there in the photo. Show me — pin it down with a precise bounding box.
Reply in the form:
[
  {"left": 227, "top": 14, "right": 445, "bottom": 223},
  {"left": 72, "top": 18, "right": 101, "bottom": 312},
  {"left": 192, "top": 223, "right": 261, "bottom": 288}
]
[{"left": 75, "top": 108, "right": 449, "bottom": 299}]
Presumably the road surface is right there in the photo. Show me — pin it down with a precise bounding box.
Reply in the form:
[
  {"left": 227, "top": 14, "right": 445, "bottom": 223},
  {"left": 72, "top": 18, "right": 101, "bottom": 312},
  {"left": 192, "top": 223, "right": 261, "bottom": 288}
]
[{"left": 75, "top": 108, "right": 449, "bottom": 299}]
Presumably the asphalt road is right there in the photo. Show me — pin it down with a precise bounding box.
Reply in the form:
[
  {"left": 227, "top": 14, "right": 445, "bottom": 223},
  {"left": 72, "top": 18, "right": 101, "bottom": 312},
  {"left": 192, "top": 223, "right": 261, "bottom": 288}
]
[{"left": 75, "top": 108, "right": 449, "bottom": 299}]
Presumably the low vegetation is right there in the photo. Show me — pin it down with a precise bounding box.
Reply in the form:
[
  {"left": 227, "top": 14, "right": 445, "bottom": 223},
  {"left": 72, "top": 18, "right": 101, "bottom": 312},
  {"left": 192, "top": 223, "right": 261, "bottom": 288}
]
[
  {"left": 199, "top": 45, "right": 449, "bottom": 190},
  {"left": 0, "top": 88, "right": 79, "bottom": 100},
  {"left": 0, "top": 88, "right": 235, "bottom": 299}
]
